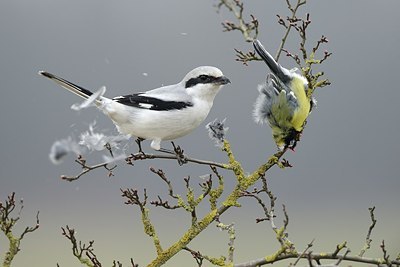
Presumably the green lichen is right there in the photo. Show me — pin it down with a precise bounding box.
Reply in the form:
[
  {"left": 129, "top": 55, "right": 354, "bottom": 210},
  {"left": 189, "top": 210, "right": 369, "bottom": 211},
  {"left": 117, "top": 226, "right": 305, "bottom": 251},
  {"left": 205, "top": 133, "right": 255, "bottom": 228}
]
[
  {"left": 264, "top": 246, "right": 286, "bottom": 263},
  {"left": 78, "top": 257, "right": 94, "bottom": 267},
  {"left": 147, "top": 209, "right": 219, "bottom": 267},
  {"left": 222, "top": 189, "right": 241, "bottom": 208},
  {"left": 141, "top": 207, "right": 162, "bottom": 255},
  {"left": 223, "top": 141, "right": 245, "bottom": 180},
  {"left": 209, "top": 178, "right": 224, "bottom": 210},
  {"left": 206, "top": 255, "right": 227, "bottom": 266},
  {"left": 3, "top": 232, "right": 19, "bottom": 267}
]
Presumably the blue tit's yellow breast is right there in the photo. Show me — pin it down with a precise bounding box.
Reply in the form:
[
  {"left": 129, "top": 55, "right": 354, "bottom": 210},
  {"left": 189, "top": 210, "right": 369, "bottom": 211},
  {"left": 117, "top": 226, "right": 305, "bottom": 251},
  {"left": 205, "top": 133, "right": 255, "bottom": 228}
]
[{"left": 290, "top": 77, "right": 310, "bottom": 131}]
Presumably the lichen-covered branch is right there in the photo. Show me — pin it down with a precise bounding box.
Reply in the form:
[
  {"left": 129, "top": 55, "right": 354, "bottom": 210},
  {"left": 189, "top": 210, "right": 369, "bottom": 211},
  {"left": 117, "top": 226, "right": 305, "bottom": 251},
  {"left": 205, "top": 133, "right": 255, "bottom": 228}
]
[
  {"left": 235, "top": 248, "right": 400, "bottom": 267},
  {"left": 121, "top": 188, "right": 163, "bottom": 256},
  {"left": 146, "top": 140, "right": 286, "bottom": 267},
  {"left": 216, "top": 222, "right": 235, "bottom": 263},
  {"left": 234, "top": 209, "right": 398, "bottom": 267},
  {"left": 51, "top": 1, "right": 396, "bottom": 267},
  {"left": 1, "top": 193, "right": 39, "bottom": 267}
]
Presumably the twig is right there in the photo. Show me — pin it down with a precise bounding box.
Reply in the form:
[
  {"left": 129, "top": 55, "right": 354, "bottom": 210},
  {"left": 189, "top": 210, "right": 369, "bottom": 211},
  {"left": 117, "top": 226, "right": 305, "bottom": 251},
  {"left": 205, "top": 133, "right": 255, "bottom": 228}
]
[
  {"left": 217, "top": 0, "right": 259, "bottom": 42},
  {"left": 61, "top": 225, "right": 97, "bottom": 267},
  {"left": 183, "top": 247, "right": 204, "bottom": 267},
  {"left": 307, "top": 251, "right": 315, "bottom": 267},
  {"left": 381, "top": 240, "right": 392, "bottom": 267},
  {"left": 149, "top": 167, "right": 179, "bottom": 200},
  {"left": 183, "top": 247, "right": 226, "bottom": 267},
  {"left": 61, "top": 155, "right": 116, "bottom": 182},
  {"left": 234, "top": 251, "right": 400, "bottom": 267},
  {"left": 234, "top": 49, "right": 261, "bottom": 65},
  {"left": 240, "top": 173, "right": 293, "bottom": 251},
  {"left": 216, "top": 222, "right": 236, "bottom": 263},
  {"left": 61, "top": 150, "right": 230, "bottom": 182},
  {"left": 293, "top": 239, "right": 314, "bottom": 266},
  {"left": 121, "top": 188, "right": 163, "bottom": 255},
  {"left": 150, "top": 196, "right": 180, "bottom": 210},
  {"left": 275, "top": 0, "right": 307, "bottom": 61},
  {"left": 1, "top": 193, "right": 40, "bottom": 267},
  {"left": 208, "top": 166, "right": 224, "bottom": 210},
  {"left": 332, "top": 241, "right": 347, "bottom": 257},
  {"left": 126, "top": 152, "right": 230, "bottom": 169},
  {"left": 335, "top": 249, "right": 351, "bottom": 266},
  {"left": 359, "top": 206, "right": 377, "bottom": 257}
]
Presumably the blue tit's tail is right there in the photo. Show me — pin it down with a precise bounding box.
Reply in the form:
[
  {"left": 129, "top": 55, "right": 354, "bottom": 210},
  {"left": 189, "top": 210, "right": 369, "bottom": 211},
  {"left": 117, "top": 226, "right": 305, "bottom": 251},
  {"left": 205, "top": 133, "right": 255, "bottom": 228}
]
[{"left": 253, "top": 40, "right": 292, "bottom": 84}]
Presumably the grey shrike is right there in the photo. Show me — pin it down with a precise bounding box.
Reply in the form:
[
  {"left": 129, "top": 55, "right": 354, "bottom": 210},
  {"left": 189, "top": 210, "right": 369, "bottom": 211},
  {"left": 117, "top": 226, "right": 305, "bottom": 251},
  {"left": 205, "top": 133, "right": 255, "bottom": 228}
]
[{"left": 39, "top": 66, "right": 230, "bottom": 151}]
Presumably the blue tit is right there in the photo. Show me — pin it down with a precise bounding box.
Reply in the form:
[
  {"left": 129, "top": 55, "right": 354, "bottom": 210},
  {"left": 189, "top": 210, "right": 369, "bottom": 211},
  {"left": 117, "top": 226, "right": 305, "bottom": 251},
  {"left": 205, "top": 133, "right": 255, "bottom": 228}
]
[{"left": 252, "top": 40, "right": 314, "bottom": 151}]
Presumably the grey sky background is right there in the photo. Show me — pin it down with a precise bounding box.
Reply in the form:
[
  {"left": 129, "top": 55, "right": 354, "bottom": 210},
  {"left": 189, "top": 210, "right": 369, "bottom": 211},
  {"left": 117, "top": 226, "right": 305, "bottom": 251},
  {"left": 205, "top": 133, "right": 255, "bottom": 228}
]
[{"left": 1, "top": 1, "right": 399, "bottom": 266}]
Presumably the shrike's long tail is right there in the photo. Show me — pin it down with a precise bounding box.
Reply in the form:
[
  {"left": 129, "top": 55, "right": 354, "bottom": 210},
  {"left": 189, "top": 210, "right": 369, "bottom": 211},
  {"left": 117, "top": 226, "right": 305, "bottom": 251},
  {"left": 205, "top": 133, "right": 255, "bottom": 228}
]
[{"left": 39, "top": 71, "right": 94, "bottom": 99}]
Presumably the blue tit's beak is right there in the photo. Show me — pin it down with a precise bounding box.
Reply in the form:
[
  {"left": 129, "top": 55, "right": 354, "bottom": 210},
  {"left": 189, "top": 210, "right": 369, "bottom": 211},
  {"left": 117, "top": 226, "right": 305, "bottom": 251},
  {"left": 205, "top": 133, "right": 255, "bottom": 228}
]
[{"left": 253, "top": 40, "right": 291, "bottom": 83}]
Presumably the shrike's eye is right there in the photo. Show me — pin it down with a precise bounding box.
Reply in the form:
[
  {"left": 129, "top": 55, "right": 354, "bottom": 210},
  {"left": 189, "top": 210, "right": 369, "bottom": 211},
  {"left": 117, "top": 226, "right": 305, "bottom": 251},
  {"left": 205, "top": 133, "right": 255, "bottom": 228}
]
[
  {"left": 199, "top": 75, "right": 210, "bottom": 81},
  {"left": 185, "top": 74, "right": 216, "bottom": 88}
]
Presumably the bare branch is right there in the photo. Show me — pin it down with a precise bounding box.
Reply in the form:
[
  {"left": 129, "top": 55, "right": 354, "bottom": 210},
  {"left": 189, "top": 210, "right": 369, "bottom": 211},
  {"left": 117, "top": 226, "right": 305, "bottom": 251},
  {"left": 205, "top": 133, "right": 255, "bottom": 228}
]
[
  {"left": 381, "top": 240, "right": 392, "bottom": 267},
  {"left": 183, "top": 247, "right": 204, "bottom": 267},
  {"left": 217, "top": 0, "right": 259, "bottom": 42},
  {"left": 234, "top": 49, "right": 261, "bottom": 65},
  {"left": 184, "top": 247, "right": 227, "bottom": 267},
  {"left": 61, "top": 155, "right": 117, "bottom": 182},
  {"left": 292, "top": 239, "right": 314, "bottom": 266},
  {"left": 150, "top": 195, "right": 180, "bottom": 210},
  {"left": 61, "top": 225, "right": 97, "bottom": 267},
  {"left": 60, "top": 148, "right": 230, "bottom": 182},
  {"left": 234, "top": 251, "right": 400, "bottom": 267},
  {"left": 332, "top": 241, "right": 347, "bottom": 257},
  {"left": 149, "top": 167, "right": 179, "bottom": 200},
  {"left": 276, "top": 0, "right": 307, "bottom": 61},
  {"left": 359, "top": 206, "right": 377, "bottom": 257},
  {"left": 335, "top": 249, "right": 351, "bottom": 266},
  {"left": 126, "top": 151, "right": 230, "bottom": 170}
]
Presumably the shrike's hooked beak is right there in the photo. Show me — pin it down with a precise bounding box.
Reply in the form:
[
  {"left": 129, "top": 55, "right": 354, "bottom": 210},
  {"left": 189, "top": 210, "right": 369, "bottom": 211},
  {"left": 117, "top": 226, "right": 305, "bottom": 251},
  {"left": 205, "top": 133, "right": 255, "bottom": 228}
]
[{"left": 216, "top": 76, "right": 231, "bottom": 85}]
